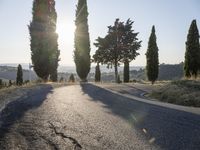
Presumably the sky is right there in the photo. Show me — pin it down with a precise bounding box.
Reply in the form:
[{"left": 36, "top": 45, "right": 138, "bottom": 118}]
[{"left": 0, "top": 0, "right": 199, "bottom": 67}]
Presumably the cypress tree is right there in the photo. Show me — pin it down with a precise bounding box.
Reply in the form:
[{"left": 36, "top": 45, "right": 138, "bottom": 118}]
[
  {"left": 184, "top": 20, "right": 200, "bottom": 78},
  {"left": 16, "top": 64, "right": 23, "bottom": 86},
  {"left": 123, "top": 60, "right": 129, "bottom": 83},
  {"left": 95, "top": 63, "right": 101, "bottom": 82},
  {"left": 48, "top": 0, "right": 60, "bottom": 82},
  {"left": 29, "top": 0, "right": 59, "bottom": 81},
  {"left": 0, "top": 79, "right": 3, "bottom": 89},
  {"left": 146, "top": 26, "right": 159, "bottom": 84},
  {"left": 74, "top": 0, "right": 91, "bottom": 82},
  {"left": 9, "top": 80, "right": 12, "bottom": 87},
  {"left": 69, "top": 74, "right": 75, "bottom": 82}
]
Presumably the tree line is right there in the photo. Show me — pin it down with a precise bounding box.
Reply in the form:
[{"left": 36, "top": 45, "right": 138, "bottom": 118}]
[{"left": 28, "top": 0, "right": 200, "bottom": 84}]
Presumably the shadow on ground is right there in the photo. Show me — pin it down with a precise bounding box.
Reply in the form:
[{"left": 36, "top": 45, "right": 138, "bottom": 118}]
[
  {"left": 80, "top": 83, "right": 200, "bottom": 150},
  {"left": 0, "top": 84, "right": 53, "bottom": 139}
]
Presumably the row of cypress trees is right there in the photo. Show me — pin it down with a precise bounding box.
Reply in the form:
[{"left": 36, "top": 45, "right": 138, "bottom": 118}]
[{"left": 29, "top": 0, "right": 199, "bottom": 83}]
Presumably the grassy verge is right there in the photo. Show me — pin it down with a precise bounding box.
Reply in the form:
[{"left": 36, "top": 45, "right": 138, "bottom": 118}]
[{"left": 149, "top": 80, "right": 200, "bottom": 107}]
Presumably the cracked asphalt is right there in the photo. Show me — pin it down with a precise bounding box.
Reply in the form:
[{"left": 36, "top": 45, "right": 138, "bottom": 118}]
[{"left": 0, "top": 83, "right": 200, "bottom": 150}]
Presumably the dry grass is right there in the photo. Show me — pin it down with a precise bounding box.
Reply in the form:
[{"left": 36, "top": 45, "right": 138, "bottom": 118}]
[{"left": 150, "top": 80, "right": 200, "bottom": 107}]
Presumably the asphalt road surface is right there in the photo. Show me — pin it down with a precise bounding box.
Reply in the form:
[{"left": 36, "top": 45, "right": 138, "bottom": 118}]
[{"left": 0, "top": 84, "right": 200, "bottom": 150}]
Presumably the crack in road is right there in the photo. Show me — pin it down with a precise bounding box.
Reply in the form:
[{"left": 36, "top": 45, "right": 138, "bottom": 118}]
[{"left": 48, "top": 122, "right": 82, "bottom": 150}]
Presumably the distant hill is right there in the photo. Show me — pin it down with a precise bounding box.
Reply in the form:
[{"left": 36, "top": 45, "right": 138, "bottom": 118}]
[
  {"left": 158, "top": 63, "right": 184, "bottom": 80},
  {"left": 0, "top": 63, "right": 183, "bottom": 82},
  {"left": 0, "top": 63, "right": 143, "bottom": 73},
  {"left": 0, "top": 66, "right": 37, "bottom": 81}
]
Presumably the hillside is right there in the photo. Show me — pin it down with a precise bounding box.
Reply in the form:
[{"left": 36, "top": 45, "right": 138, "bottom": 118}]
[
  {"left": 0, "top": 63, "right": 184, "bottom": 82},
  {"left": 0, "top": 66, "right": 37, "bottom": 81}
]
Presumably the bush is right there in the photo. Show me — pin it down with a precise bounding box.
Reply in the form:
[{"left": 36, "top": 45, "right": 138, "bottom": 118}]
[
  {"left": 150, "top": 80, "right": 200, "bottom": 107},
  {"left": 69, "top": 74, "right": 75, "bottom": 83}
]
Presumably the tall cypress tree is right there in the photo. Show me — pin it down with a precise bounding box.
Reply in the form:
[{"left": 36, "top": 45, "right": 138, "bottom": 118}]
[
  {"left": 123, "top": 60, "right": 129, "bottom": 82},
  {"left": 146, "top": 26, "right": 159, "bottom": 84},
  {"left": 16, "top": 64, "right": 23, "bottom": 86},
  {"left": 74, "top": 0, "right": 91, "bottom": 82},
  {"left": 184, "top": 20, "right": 200, "bottom": 78},
  {"left": 95, "top": 63, "right": 101, "bottom": 82},
  {"left": 48, "top": 0, "right": 60, "bottom": 82},
  {"left": 29, "top": 0, "right": 59, "bottom": 81}
]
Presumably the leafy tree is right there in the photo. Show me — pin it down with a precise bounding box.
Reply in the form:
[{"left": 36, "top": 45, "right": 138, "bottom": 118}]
[
  {"left": 29, "top": 0, "right": 60, "bottom": 81},
  {"left": 121, "top": 19, "right": 141, "bottom": 82},
  {"left": 93, "top": 19, "right": 124, "bottom": 83},
  {"left": 69, "top": 74, "right": 75, "bottom": 82},
  {"left": 93, "top": 19, "right": 141, "bottom": 83},
  {"left": 95, "top": 63, "right": 101, "bottom": 82},
  {"left": 184, "top": 19, "right": 200, "bottom": 78},
  {"left": 146, "top": 26, "right": 159, "bottom": 84},
  {"left": 74, "top": 0, "right": 91, "bottom": 82},
  {"left": 16, "top": 64, "right": 23, "bottom": 86}
]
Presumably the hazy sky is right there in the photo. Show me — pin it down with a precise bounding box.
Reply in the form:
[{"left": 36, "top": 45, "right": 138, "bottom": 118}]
[{"left": 0, "top": 0, "right": 199, "bottom": 66}]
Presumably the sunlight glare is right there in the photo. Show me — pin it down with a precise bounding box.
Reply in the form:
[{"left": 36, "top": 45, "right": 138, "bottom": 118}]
[{"left": 56, "top": 21, "right": 75, "bottom": 43}]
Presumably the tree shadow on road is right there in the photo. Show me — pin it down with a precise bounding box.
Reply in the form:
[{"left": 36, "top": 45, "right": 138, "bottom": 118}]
[
  {"left": 0, "top": 84, "right": 53, "bottom": 139},
  {"left": 80, "top": 83, "right": 200, "bottom": 150}
]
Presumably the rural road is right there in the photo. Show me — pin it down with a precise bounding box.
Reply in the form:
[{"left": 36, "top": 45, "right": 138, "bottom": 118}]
[{"left": 0, "top": 83, "right": 200, "bottom": 150}]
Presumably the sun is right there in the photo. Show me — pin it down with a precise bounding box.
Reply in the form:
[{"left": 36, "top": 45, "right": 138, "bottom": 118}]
[{"left": 56, "top": 21, "right": 76, "bottom": 43}]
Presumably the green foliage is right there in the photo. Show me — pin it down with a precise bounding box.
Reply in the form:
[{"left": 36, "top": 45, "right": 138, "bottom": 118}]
[
  {"left": 29, "top": 0, "right": 60, "bottom": 81},
  {"left": 16, "top": 64, "right": 23, "bottom": 86},
  {"left": 146, "top": 26, "right": 159, "bottom": 84},
  {"left": 9, "top": 80, "right": 12, "bottom": 87},
  {"left": 184, "top": 20, "right": 200, "bottom": 78},
  {"left": 0, "top": 79, "right": 3, "bottom": 89},
  {"left": 59, "top": 77, "right": 64, "bottom": 82},
  {"left": 74, "top": 0, "right": 91, "bottom": 82},
  {"left": 69, "top": 74, "right": 75, "bottom": 82},
  {"left": 123, "top": 60, "right": 129, "bottom": 82},
  {"left": 93, "top": 19, "right": 141, "bottom": 83},
  {"left": 151, "top": 80, "right": 200, "bottom": 107},
  {"left": 95, "top": 63, "right": 101, "bottom": 82}
]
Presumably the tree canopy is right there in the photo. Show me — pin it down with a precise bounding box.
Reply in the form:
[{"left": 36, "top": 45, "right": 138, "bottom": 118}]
[
  {"left": 146, "top": 26, "right": 159, "bottom": 84},
  {"left": 29, "top": 0, "right": 60, "bottom": 81},
  {"left": 74, "top": 0, "right": 91, "bottom": 82},
  {"left": 93, "top": 18, "right": 141, "bottom": 82},
  {"left": 184, "top": 19, "right": 200, "bottom": 78}
]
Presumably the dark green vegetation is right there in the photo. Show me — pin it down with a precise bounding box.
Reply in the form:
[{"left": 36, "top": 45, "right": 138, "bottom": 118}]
[
  {"left": 29, "top": 0, "right": 60, "bottom": 81},
  {"left": 95, "top": 63, "right": 101, "bottom": 82},
  {"left": 0, "top": 79, "right": 3, "bottom": 89},
  {"left": 68, "top": 74, "right": 75, "bottom": 82},
  {"left": 123, "top": 61, "right": 129, "bottom": 82},
  {"left": 150, "top": 80, "right": 200, "bottom": 107},
  {"left": 146, "top": 26, "right": 159, "bottom": 84},
  {"left": 16, "top": 64, "right": 23, "bottom": 86},
  {"left": 74, "top": 0, "right": 91, "bottom": 82},
  {"left": 184, "top": 20, "right": 200, "bottom": 78},
  {"left": 93, "top": 19, "right": 141, "bottom": 83}
]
